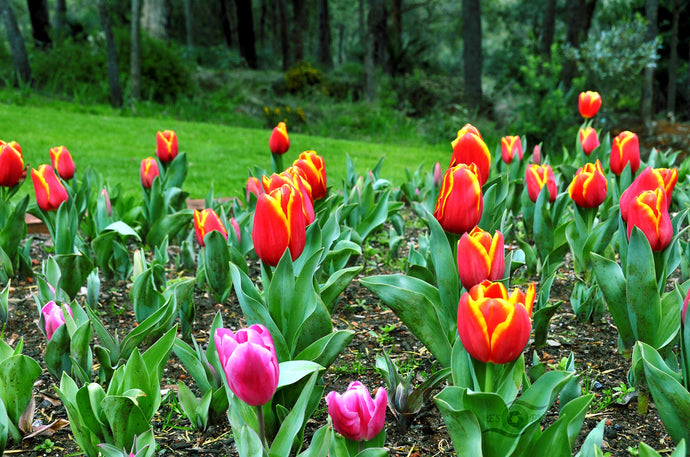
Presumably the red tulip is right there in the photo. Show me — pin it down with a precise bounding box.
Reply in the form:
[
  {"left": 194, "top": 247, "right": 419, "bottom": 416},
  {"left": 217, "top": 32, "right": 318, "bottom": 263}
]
[
  {"left": 433, "top": 163, "right": 483, "bottom": 235},
  {"left": 31, "top": 165, "right": 69, "bottom": 212},
  {"left": 578, "top": 91, "right": 602, "bottom": 119},
  {"left": 578, "top": 127, "right": 600, "bottom": 156},
  {"left": 41, "top": 300, "right": 73, "bottom": 340},
  {"left": 610, "top": 131, "right": 640, "bottom": 176},
  {"left": 457, "top": 227, "right": 505, "bottom": 290},
  {"left": 525, "top": 164, "right": 557, "bottom": 203},
  {"left": 49, "top": 145, "right": 76, "bottom": 180},
  {"left": 263, "top": 170, "right": 315, "bottom": 225},
  {"left": 500, "top": 136, "right": 523, "bottom": 164},
  {"left": 292, "top": 150, "right": 327, "bottom": 200},
  {"left": 140, "top": 157, "right": 159, "bottom": 189},
  {"left": 0, "top": 140, "right": 25, "bottom": 188},
  {"left": 193, "top": 208, "right": 228, "bottom": 246},
  {"left": 568, "top": 160, "right": 608, "bottom": 208},
  {"left": 457, "top": 281, "right": 536, "bottom": 364},
  {"left": 252, "top": 183, "right": 306, "bottom": 266},
  {"left": 532, "top": 144, "right": 541, "bottom": 165},
  {"left": 450, "top": 124, "right": 491, "bottom": 185},
  {"left": 246, "top": 176, "right": 263, "bottom": 202},
  {"left": 156, "top": 130, "right": 178, "bottom": 163},
  {"left": 230, "top": 217, "right": 241, "bottom": 244},
  {"left": 269, "top": 121, "right": 290, "bottom": 155},
  {"left": 619, "top": 167, "right": 678, "bottom": 222},
  {"left": 326, "top": 381, "right": 387, "bottom": 442},
  {"left": 626, "top": 188, "right": 673, "bottom": 252}
]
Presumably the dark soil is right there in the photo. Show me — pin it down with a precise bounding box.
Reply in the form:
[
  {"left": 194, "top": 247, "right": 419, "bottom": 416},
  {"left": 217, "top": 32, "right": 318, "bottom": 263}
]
[{"left": 1, "top": 225, "right": 678, "bottom": 457}]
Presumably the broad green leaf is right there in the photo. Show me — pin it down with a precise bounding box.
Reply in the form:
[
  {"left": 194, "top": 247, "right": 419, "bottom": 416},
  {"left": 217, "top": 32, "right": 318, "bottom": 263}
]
[
  {"left": 591, "top": 253, "right": 635, "bottom": 352},
  {"left": 177, "top": 382, "right": 200, "bottom": 428},
  {"left": 146, "top": 210, "right": 193, "bottom": 248},
  {"left": 236, "top": 424, "right": 265, "bottom": 457},
  {"left": 53, "top": 254, "right": 95, "bottom": 300},
  {"left": 277, "top": 361, "right": 324, "bottom": 388},
  {"left": 626, "top": 228, "right": 661, "bottom": 345},
  {"left": 269, "top": 372, "right": 318, "bottom": 457},
  {"left": 425, "top": 208, "right": 460, "bottom": 327},
  {"left": 101, "top": 395, "right": 151, "bottom": 451},
  {"left": 297, "top": 425, "right": 331, "bottom": 457},
  {"left": 294, "top": 330, "right": 354, "bottom": 369},
  {"left": 575, "top": 419, "right": 606, "bottom": 457},
  {"left": 173, "top": 338, "right": 213, "bottom": 393},
  {"left": 0, "top": 354, "right": 41, "bottom": 425},
  {"left": 202, "top": 230, "right": 232, "bottom": 303},
  {"left": 320, "top": 266, "right": 362, "bottom": 312},
  {"left": 102, "top": 221, "right": 141, "bottom": 239}
]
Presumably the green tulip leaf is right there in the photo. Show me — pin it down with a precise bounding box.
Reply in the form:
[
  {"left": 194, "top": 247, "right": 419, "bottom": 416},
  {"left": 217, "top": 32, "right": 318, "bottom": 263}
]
[
  {"left": 425, "top": 207, "right": 460, "bottom": 326},
  {"left": 0, "top": 354, "right": 41, "bottom": 426},
  {"left": 297, "top": 425, "right": 331, "bottom": 457},
  {"left": 320, "top": 265, "right": 363, "bottom": 312},
  {"left": 173, "top": 338, "right": 213, "bottom": 393},
  {"left": 202, "top": 230, "right": 232, "bottom": 303},
  {"left": 146, "top": 209, "right": 193, "bottom": 248},
  {"left": 236, "top": 424, "right": 264, "bottom": 457},
  {"left": 53, "top": 254, "right": 95, "bottom": 300},
  {"left": 626, "top": 228, "right": 662, "bottom": 345},
  {"left": 45, "top": 324, "right": 73, "bottom": 380},
  {"left": 269, "top": 372, "right": 319, "bottom": 457},
  {"left": 0, "top": 397, "right": 8, "bottom": 451},
  {"left": 101, "top": 395, "right": 151, "bottom": 451},
  {"left": 591, "top": 253, "right": 635, "bottom": 352},
  {"left": 295, "top": 329, "right": 355, "bottom": 369}
]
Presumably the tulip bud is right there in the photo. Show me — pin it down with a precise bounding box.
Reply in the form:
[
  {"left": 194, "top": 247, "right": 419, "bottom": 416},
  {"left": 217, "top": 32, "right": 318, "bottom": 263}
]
[
  {"left": 49, "top": 145, "right": 76, "bottom": 180},
  {"left": 326, "top": 381, "right": 387, "bottom": 442},
  {"left": 457, "top": 227, "right": 505, "bottom": 290},
  {"left": 230, "top": 217, "right": 241, "bottom": 244},
  {"left": 433, "top": 163, "right": 483, "bottom": 235},
  {"left": 525, "top": 164, "right": 557, "bottom": 203},
  {"left": 449, "top": 124, "right": 491, "bottom": 185},
  {"left": 140, "top": 157, "right": 159, "bottom": 189},
  {"left": 568, "top": 160, "right": 608, "bottom": 208},
  {"left": 246, "top": 176, "right": 263, "bottom": 202},
  {"left": 500, "top": 135, "right": 523, "bottom": 164},
  {"left": 578, "top": 91, "right": 602, "bottom": 119},
  {"left": 31, "top": 165, "right": 70, "bottom": 212},
  {"left": 626, "top": 188, "right": 673, "bottom": 252},
  {"left": 610, "top": 131, "right": 640, "bottom": 176},
  {"left": 292, "top": 150, "right": 327, "bottom": 200},
  {"left": 156, "top": 130, "right": 178, "bottom": 163},
  {"left": 193, "top": 208, "right": 228, "bottom": 246},
  {"left": 532, "top": 144, "right": 541, "bottom": 164},
  {"left": 619, "top": 167, "right": 678, "bottom": 222},
  {"left": 101, "top": 188, "right": 112, "bottom": 216},
  {"left": 433, "top": 162, "right": 442, "bottom": 187},
  {"left": 214, "top": 325, "right": 279, "bottom": 406},
  {"left": 578, "top": 127, "right": 600, "bottom": 156},
  {"left": 41, "top": 301, "right": 73, "bottom": 340},
  {"left": 269, "top": 121, "right": 290, "bottom": 155},
  {"left": 0, "top": 141, "right": 25, "bottom": 188},
  {"left": 683, "top": 289, "right": 688, "bottom": 326},
  {"left": 457, "top": 281, "right": 536, "bottom": 364}
]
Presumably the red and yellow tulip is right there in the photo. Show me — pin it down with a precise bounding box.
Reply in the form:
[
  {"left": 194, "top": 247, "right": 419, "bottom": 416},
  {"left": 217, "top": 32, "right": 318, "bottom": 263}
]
[
  {"left": 525, "top": 164, "right": 557, "bottom": 203},
  {"left": 619, "top": 167, "right": 678, "bottom": 222},
  {"left": 49, "top": 145, "right": 76, "bottom": 180},
  {"left": 293, "top": 150, "right": 327, "bottom": 200},
  {"left": 193, "top": 208, "right": 228, "bottom": 246},
  {"left": 626, "top": 188, "right": 673, "bottom": 252},
  {"left": 262, "top": 170, "right": 315, "bottom": 225},
  {"left": 500, "top": 136, "right": 523, "bottom": 164},
  {"left": 0, "top": 140, "right": 25, "bottom": 188},
  {"left": 578, "top": 91, "right": 602, "bottom": 119},
  {"left": 578, "top": 127, "right": 600, "bottom": 156},
  {"left": 31, "top": 165, "right": 69, "bottom": 212},
  {"left": 610, "top": 131, "right": 640, "bottom": 176},
  {"left": 568, "top": 160, "right": 607, "bottom": 208},
  {"left": 457, "top": 227, "right": 505, "bottom": 290},
  {"left": 433, "top": 163, "right": 483, "bottom": 235},
  {"left": 140, "top": 157, "right": 160, "bottom": 189},
  {"left": 156, "top": 130, "right": 178, "bottom": 163},
  {"left": 457, "top": 280, "right": 536, "bottom": 364},
  {"left": 269, "top": 121, "right": 290, "bottom": 155},
  {"left": 450, "top": 124, "right": 491, "bottom": 185}
]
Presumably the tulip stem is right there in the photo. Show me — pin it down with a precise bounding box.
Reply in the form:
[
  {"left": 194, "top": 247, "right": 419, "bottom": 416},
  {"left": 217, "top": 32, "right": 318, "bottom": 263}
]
[
  {"left": 256, "top": 405, "right": 267, "bottom": 449},
  {"left": 271, "top": 152, "right": 284, "bottom": 174},
  {"left": 484, "top": 362, "right": 494, "bottom": 393}
]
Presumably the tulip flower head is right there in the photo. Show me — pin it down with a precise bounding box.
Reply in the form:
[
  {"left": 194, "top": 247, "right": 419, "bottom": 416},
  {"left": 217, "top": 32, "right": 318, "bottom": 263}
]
[
  {"left": 578, "top": 91, "right": 602, "bottom": 119},
  {"left": 42, "top": 301, "right": 73, "bottom": 340},
  {"left": 31, "top": 165, "right": 69, "bottom": 212},
  {"left": 532, "top": 144, "right": 541, "bottom": 165},
  {"left": 214, "top": 325, "right": 279, "bottom": 406},
  {"left": 326, "top": 381, "right": 387, "bottom": 442},
  {"left": 433, "top": 162, "right": 442, "bottom": 187},
  {"left": 450, "top": 124, "right": 491, "bottom": 185},
  {"left": 433, "top": 163, "right": 483, "bottom": 235},
  {"left": 683, "top": 289, "right": 688, "bottom": 326},
  {"left": 500, "top": 136, "right": 523, "bottom": 164},
  {"left": 49, "top": 145, "right": 76, "bottom": 180},
  {"left": 457, "top": 227, "right": 505, "bottom": 291},
  {"left": 457, "top": 281, "right": 536, "bottom": 364},
  {"left": 193, "top": 208, "right": 228, "bottom": 246},
  {"left": 156, "top": 130, "right": 178, "bottom": 163},
  {"left": 0, "top": 141, "right": 25, "bottom": 188},
  {"left": 269, "top": 122, "right": 290, "bottom": 155},
  {"left": 293, "top": 150, "right": 327, "bottom": 200},
  {"left": 263, "top": 170, "right": 315, "bottom": 225},
  {"left": 568, "top": 160, "right": 608, "bottom": 208},
  {"left": 610, "top": 131, "right": 640, "bottom": 176},
  {"left": 578, "top": 127, "right": 600, "bottom": 156},
  {"left": 229, "top": 217, "right": 241, "bottom": 244},
  {"left": 619, "top": 167, "right": 678, "bottom": 222},
  {"left": 626, "top": 188, "right": 673, "bottom": 252},
  {"left": 140, "top": 157, "right": 160, "bottom": 189},
  {"left": 525, "top": 164, "right": 557, "bottom": 203}
]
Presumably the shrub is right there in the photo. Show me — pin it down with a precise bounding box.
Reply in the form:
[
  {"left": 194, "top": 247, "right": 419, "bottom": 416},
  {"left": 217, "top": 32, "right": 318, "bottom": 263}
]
[{"left": 284, "top": 61, "right": 322, "bottom": 93}]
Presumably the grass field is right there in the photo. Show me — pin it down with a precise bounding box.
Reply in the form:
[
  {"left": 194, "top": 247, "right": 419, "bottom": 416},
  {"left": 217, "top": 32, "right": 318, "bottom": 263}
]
[{"left": 1, "top": 103, "right": 452, "bottom": 201}]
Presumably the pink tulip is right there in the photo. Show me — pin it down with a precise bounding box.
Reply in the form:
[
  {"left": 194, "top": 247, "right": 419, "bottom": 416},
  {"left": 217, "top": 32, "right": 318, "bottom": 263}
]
[
  {"left": 326, "top": 381, "right": 387, "bottom": 442},
  {"left": 214, "top": 325, "right": 279, "bottom": 406},
  {"left": 41, "top": 301, "right": 72, "bottom": 340}
]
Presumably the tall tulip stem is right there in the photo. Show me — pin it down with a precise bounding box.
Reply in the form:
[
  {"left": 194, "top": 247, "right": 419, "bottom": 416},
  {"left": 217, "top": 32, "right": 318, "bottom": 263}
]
[
  {"left": 484, "top": 362, "right": 494, "bottom": 392},
  {"left": 271, "top": 152, "right": 284, "bottom": 174},
  {"left": 256, "top": 405, "right": 267, "bottom": 448}
]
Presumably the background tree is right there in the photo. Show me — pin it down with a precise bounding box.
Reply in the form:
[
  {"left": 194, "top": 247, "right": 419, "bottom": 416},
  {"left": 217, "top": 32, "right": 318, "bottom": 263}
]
[
  {"left": 317, "top": 0, "right": 332, "bottom": 69},
  {"left": 462, "top": 0, "right": 482, "bottom": 111},
  {"left": 0, "top": 0, "right": 32, "bottom": 84},
  {"left": 235, "top": 0, "right": 257, "bottom": 68},
  {"left": 142, "top": 0, "right": 167, "bottom": 40},
  {"left": 26, "top": 0, "right": 51, "bottom": 48},
  {"left": 96, "top": 0, "right": 123, "bottom": 107},
  {"left": 130, "top": 0, "right": 142, "bottom": 102},
  {"left": 642, "top": 0, "right": 659, "bottom": 130}
]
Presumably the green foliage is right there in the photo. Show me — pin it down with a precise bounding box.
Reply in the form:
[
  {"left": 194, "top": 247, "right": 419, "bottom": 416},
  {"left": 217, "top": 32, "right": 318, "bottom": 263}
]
[
  {"left": 285, "top": 61, "right": 323, "bottom": 93},
  {"left": 263, "top": 105, "right": 307, "bottom": 129}
]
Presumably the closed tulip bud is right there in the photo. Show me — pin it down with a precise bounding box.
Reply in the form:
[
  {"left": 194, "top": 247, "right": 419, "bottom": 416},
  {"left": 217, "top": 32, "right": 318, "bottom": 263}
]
[
  {"left": 578, "top": 127, "right": 600, "bottom": 156},
  {"left": 31, "top": 165, "right": 69, "bottom": 212},
  {"left": 230, "top": 217, "right": 241, "bottom": 243},
  {"left": 252, "top": 183, "right": 307, "bottom": 266},
  {"left": 610, "top": 131, "right": 640, "bottom": 176},
  {"left": 0, "top": 141, "right": 25, "bottom": 188},
  {"left": 532, "top": 144, "right": 541, "bottom": 164},
  {"left": 292, "top": 150, "right": 327, "bottom": 200},
  {"left": 41, "top": 301, "right": 73, "bottom": 340},
  {"left": 457, "top": 227, "right": 505, "bottom": 290},
  {"left": 156, "top": 130, "right": 178, "bottom": 163},
  {"left": 246, "top": 176, "right": 263, "bottom": 202},
  {"left": 626, "top": 188, "right": 673, "bottom": 252},
  {"left": 457, "top": 281, "right": 536, "bottom": 364},
  {"left": 450, "top": 125, "right": 491, "bottom": 185},
  {"left": 214, "top": 325, "right": 279, "bottom": 406},
  {"left": 433, "top": 163, "right": 483, "bottom": 235},
  {"left": 101, "top": 188, "right": 112, "bottom": 216},
  {"left": 193, "top": 208, "right": 228, "bottom": 246},
  {"left": 500, "top": 136, "right": 523, "bottom": 164},
  {"left": 578, "top": 91, "right": 602, "bottom": 119},
  {"left": 269, "top": 121, "right": 290, "bottom": 155},
  {"left": 619, "top": 167, "right": 678, "bottom": 222},
  {"left": 683, "top": 289, "right": 688, "bottom": 326},
  {"left": 568, "top": 160, "right": 608, "bottom": 208},
  {"left": 140, "top": 157, "right": 159, "bottom": 189},
  {"left": 433, "top": 162, "right": 442, "bottom": 187},
  {"left": 49, "top": 145, "right": 76, "bottom": 180},
  {"left": 525, "top": 164, "right": 557, "bottom": 203},
  {"left": 326, "top": 381, "right": 387, "bottom": 442}
]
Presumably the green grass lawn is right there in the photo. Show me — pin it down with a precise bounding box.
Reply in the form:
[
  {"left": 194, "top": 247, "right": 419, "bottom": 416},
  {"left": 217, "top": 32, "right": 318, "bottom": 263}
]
[{"left": 1, "top": 103, "right": 450, "bottom": 201}]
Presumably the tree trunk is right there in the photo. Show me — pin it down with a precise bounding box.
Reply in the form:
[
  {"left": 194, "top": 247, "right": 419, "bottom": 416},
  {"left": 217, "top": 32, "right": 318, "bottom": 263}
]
[
  {"left": 358, "top": 0, "right": 365, "bottom": 49},
  {"left": 26, "top": 0, "right": 52, "bottom": 48},
  {"left": 368, "top": 0, "right": 387, "bottom": 68},
  {"left": 96, "top": 0, "right": 123, "bottom": 107},
  {"left": 54, "top": 0, "right": 66, "bottom": 41},
  {"left": 235, "top": 0, "right": 258, "bottom": 69},
  {"left": 560, "top": 0, "right": 598, "bottom": 87},
  {"left": 278, "top": 0, "right": 290, "bottom": 70},
  {"left": 389, "top": 0, "right": 401, "bottom": 75},
  {"left": 130, "top": 0, "right": 142, "bottom": 102},
  {"left": 317, "top": 0, "right": 332, "bottom": 69},
  {"left": 641, "top": 0, "right": 658, "bottom": 129},
  {"left": 259, "top": 0, "right": 266, "bottom": 48},
  {"left": 0, "top": 0, "right": 32, "bottom": 84},
  {"left": 364, "top": 23, "right": 375, "bottom": 100},
  {"left": 540, "top": 0, "right": 556, "bottom": 60},
  {"left": 666, "top": 0, "right": 679, "bottom": 117},
  {"left": 219, "top": 0, "right": 233, "bottom": 48},
  {"left": 142, "top": 0, "right": 167, "bottom": 40},
  {"left": 183, "top": 0, "right": 193, "bottom": 50},
  {"left": 291, "top": 0, "right": 305, "bottom": 62},
  {"left": 462, "top": 0, "right": 482, "bottom": 111}
]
